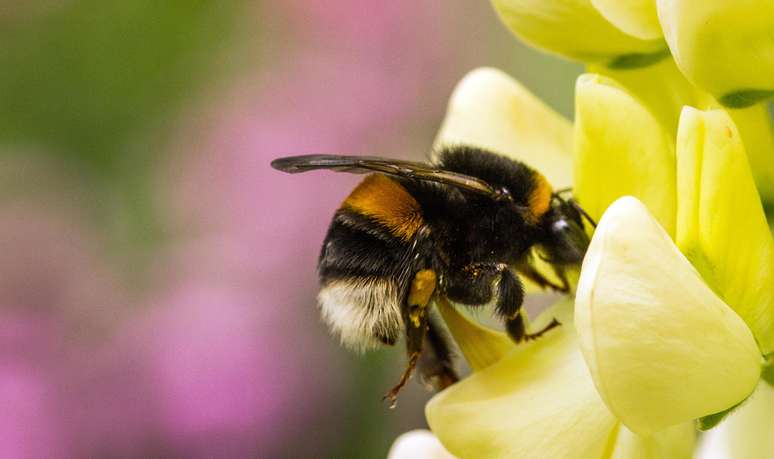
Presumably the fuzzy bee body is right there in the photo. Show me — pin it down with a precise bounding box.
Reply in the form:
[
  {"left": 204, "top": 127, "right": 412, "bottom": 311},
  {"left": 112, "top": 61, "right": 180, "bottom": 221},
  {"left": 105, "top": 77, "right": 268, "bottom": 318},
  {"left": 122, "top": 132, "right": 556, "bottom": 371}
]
[
  {"left": 318, "top": 174, "right": 424, "bottom": 351},
  {"left": 271, "top": 145, "right": 592, "bottom": 402}
]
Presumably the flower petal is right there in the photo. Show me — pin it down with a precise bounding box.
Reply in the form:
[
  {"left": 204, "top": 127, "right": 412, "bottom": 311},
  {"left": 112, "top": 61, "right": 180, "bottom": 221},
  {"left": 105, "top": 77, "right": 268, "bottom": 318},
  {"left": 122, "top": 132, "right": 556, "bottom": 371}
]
[
  {"left": 675, "top": 107, "right": 774, "bottom": 353},
  {"left": 727, "top": 105, "right": 774, "bottom": 203},
  {"left": 590, "top": 0, "right": 662, "bottom": 41},
  {"left": 574, "top": 74, "right": 676, "bottom": 235},
  {"left": 434, "top": 67, "right": 573, "bottom": 188},
  {"left": 589, "top": 61, "right": 774, "bottom": 203},
  {"left": 491, "top": 0, "right": 666, "bottom": 67},
  {"left": 588, "top": 57, "right": 713, "bottom": 136},
  {"left": 428, "top": 300, "right": 620, "bottom": 459},
  {"left": 437, "top": 298, "right": 512, "bottom": 372},
  {"left": 656, "top": 0, "right": 774, "bottom": 107},
  {"left": 695, "top": 382, "right": 774, "bottom": 459},
  {"left": 575, "top": 196, "right": 761, "bottom": 435},
  {"left": 388, "top": 430, "right": 457, "bottom": 459},
  {"left": 609, "top": 423, "right": 695, "bottom": 459}
]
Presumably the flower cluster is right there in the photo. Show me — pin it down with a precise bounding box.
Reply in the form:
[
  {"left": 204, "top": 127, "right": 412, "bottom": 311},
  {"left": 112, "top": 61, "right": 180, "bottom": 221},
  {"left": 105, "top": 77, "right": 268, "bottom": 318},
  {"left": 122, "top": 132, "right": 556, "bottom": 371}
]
[{"left": 390, "top": 1, "right": 774, "bottom": 458}]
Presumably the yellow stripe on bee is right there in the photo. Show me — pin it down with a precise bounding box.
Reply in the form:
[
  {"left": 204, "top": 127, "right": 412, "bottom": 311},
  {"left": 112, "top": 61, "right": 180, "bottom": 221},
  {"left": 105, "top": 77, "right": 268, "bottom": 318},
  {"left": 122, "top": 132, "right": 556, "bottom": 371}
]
[
  {"left": 528, "top": 171, "right": 552, "bottom": 222},
  {"left": 342, "top": 174, "right": 424, "bottom": 241}
]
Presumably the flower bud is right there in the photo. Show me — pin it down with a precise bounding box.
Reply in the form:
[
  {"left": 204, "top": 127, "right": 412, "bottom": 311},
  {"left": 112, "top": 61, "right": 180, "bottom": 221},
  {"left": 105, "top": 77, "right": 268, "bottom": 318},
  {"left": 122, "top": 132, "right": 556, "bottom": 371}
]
[
  {"left": 675, "top": 107, "right": 774, "bottom": 353},
  {"left": 574, "top": 74, "right": 676, "bottom": 234},
  {"left": 591, "top": 0, "right": 662, "bottom": 40},
  {"left": 491, "top": 0, "right": 666, "bottom": 67},
  {"left": 657, "top": 0, "right": 774, "bottom": 107}
]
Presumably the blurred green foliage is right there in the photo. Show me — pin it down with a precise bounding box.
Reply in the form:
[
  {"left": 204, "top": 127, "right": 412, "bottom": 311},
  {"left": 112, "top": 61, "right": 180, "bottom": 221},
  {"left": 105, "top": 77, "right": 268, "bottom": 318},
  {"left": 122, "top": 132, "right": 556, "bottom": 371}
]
[
  {"left": 0, "top": 1, "right": 245, "bottom": 273},
  {"left": 0, "top": 0, "right": 241, "bottom": 171}
]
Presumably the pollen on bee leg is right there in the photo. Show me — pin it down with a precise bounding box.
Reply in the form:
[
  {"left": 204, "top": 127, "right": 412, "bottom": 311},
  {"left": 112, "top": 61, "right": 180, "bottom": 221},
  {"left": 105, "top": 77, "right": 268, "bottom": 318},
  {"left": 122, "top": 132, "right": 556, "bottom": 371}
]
[{"left": 408, "top": 269, "right": 437, "bottom": 308}]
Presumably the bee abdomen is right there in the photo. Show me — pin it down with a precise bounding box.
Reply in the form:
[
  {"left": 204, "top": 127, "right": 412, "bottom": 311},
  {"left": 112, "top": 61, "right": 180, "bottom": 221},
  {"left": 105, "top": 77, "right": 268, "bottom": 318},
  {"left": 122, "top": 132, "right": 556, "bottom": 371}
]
[
  {"left": 318, "top": 277, "right": 404, "bottom": 351},
  {"left": 317, "top": 228, "right": 409, "bottom": 349},
  {"left": 317, "top": 191, "right": 418, "bottom": 350}
]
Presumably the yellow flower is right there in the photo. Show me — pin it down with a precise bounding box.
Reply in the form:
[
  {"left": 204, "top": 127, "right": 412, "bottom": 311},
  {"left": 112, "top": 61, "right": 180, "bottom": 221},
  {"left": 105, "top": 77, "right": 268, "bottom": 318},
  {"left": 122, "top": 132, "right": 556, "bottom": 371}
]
[
  {"left": 428, "top": 300, "right": 622, "bottom": 459},
  {"left": 571, "top": 77, "right": 774, "bottom": 435},
  {"left": 492, "top": 0, "right": 774, "bottom": 107},
  {"left": 424, "top": 63, "right": 774, "bottom": 457},
  {"left": 490, "top": 0, "right": 667, "bottom": 68},
  {"left": 426, "top": 68, "right": 704, "bottom": 458},
  {"left": 417, "top": 2, "right": 774, "bottom": 456},
  {"left": 490, "top": 0, "right": 774, "bottom": 200}
]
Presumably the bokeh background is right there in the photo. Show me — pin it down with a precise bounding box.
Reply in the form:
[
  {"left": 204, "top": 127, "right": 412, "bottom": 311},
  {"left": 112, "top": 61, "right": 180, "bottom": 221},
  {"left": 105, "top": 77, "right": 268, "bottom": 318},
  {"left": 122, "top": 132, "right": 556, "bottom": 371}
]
[{"left": 0, "top": 2, "right": 581, "bottom": 458}]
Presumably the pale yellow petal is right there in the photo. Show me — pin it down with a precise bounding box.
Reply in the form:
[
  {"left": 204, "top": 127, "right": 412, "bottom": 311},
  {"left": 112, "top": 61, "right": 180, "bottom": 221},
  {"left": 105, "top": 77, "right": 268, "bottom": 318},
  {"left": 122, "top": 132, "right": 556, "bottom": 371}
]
[
  {"left": 427, "top": 301, "right": 619, "bottom": 459},
  {"left": 574, "top": 74, "right": 676, "bottom": 235},
  {"left": 727, "top": 105, "right": 774, "bottom": 202},
  {"left": 609, "top": 423, "right": 695, "bottom": 459},
  {"left": 435, "top": 67, "right": 573, "bottom": 188},
  {"left": 575, "top": 197, "right": 761, "bottom": 435},
  {"left": 590, "top": 61, "right": 774, "bottom": 203},
  {"left": 656, "top": 0, "right": 774, "bottom": 107},
  {"left": 695, "top": 382, "right": 774, "bottom": 459},
  {"left": 588, "top": 57, "right": 713, "bottom": 136},
  {"left": 437, "top": 298, "right": 512, "bottom": 372},
  {"left": 491, "top": 0, "right": 666, "bottom": 67},
  {"left": 675, "top": 107, "right": 774, "bottom": 353},
  {"left": 590, "top": 0, "right": 662, "bottom": 41}
]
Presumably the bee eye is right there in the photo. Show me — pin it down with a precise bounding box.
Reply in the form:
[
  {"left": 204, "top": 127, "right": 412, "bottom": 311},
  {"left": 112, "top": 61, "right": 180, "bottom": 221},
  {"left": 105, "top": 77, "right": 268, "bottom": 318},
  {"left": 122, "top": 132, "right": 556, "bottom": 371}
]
[{"left": 551, "top": 219, "right": 570, "bottom": 233}]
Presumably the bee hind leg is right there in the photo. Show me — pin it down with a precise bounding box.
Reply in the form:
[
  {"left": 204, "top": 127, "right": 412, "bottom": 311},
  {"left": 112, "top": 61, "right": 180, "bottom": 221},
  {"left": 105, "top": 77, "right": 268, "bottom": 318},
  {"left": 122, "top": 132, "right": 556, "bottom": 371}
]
[
  {"left": 383, "top": 269, "right": 437, "bottom": 407},
  {"left": 417, "top": 313, "right": 458, "bottom": 391},
  {"left": 382, "top": 349, "right": 421, "bottom": 408}
]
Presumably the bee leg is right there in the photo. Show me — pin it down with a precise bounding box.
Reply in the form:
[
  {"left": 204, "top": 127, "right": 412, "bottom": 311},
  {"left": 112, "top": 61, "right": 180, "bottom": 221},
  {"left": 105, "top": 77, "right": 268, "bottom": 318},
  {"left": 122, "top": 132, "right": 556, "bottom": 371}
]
[
  {"left": 517, "top": 263, "right": 568, "bottom": 293},
  {"left": 418, "top": 313, "right": 459, "bottom": 391},
  {"left": 382, "top": 346, "right": 422, "bottom": 408},
  {"left": 505, "top": 314, "right": 561, "bottom": 343},
  {"left": 445, "top": 263, "right": 558, "bottom": 344},
  {"left": 445, "top": 263, "right": 505, "bottom": 306},
  {"left": 446, "top": 262, "right": 524, "bottom": 322},
  {"left": 494, "top": 268, "right": 560, "bottom": 343},
  {"left": 553, "top": 267, "right": 571, "bottom": 293},
  {"left": 383, "top": 269, "right": 437, "bottom": 407}
]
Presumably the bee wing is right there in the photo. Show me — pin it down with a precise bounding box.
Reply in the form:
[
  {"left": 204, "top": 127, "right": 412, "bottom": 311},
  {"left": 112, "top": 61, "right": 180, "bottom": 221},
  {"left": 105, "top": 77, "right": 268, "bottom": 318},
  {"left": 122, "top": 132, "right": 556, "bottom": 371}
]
[{"left": 271, "top": 154, "right": 498, "bottom": 197}]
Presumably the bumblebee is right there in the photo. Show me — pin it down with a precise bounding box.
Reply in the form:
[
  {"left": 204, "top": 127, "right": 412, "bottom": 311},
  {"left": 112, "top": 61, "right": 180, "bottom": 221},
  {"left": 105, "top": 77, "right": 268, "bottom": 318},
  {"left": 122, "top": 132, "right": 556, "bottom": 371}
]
[{"left": 271, "top": 145, "right": 592, "bottom": 404}]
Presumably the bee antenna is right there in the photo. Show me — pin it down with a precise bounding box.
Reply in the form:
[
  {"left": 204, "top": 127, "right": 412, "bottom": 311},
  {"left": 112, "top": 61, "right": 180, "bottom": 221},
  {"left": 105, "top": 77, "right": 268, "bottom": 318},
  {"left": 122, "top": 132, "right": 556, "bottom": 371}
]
[{"left": 570, "top": 199, "right": 597, "bottom": 228}]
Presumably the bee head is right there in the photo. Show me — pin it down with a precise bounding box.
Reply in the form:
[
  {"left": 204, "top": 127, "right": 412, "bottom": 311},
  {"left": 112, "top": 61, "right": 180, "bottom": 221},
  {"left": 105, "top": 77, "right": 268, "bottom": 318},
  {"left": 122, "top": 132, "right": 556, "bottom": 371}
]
[{"left": 536, "top": 195, "right": 593, "bottom": 265}]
